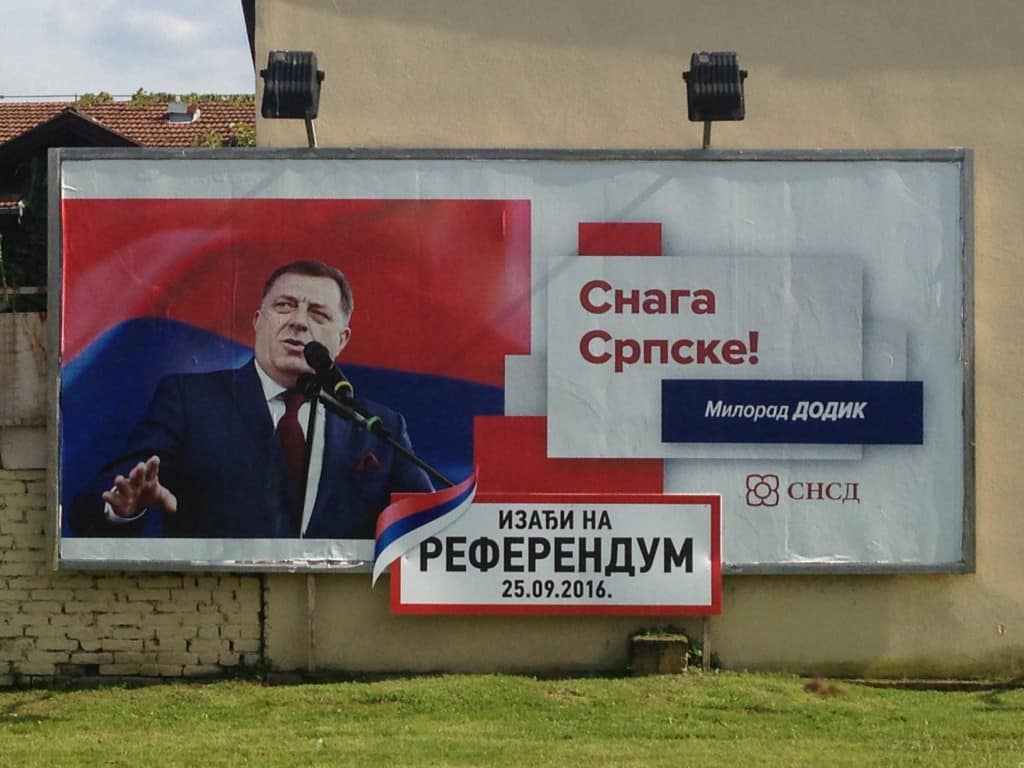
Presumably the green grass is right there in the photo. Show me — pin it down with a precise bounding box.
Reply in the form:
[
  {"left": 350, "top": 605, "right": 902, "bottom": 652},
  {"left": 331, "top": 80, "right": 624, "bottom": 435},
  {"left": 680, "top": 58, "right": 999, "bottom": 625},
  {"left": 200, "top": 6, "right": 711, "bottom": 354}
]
[{"left": 0, "top": 673, "right": 1022, "bottom": 767}]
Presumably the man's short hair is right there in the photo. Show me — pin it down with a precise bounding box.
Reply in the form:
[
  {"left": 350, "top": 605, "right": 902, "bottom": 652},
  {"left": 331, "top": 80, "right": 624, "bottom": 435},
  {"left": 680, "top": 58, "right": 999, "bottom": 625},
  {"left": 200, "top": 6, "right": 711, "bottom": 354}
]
[{"left": 262, "top": 260, "right": 354, "bottom": 319}]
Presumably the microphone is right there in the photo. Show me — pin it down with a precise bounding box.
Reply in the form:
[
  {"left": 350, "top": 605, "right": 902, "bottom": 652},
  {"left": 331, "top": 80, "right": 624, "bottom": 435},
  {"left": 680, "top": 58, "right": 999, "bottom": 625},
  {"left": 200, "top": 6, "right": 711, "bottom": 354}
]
[
  {"left": 303, "top": 341, "right": 354, "bottom": 399},
  {"left": 301, "top": 345, "right": 451, "bottom": 488},
  {"left": 295, "top": 373, "right": 321, "bottom": 397},
  {"left": 302, "top": 341, "right": 388, "bottom": 436}
]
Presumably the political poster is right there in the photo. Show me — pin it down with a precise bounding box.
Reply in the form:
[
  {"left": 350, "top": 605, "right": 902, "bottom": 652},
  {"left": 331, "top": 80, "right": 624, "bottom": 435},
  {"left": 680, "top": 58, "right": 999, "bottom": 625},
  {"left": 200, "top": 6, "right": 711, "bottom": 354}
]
[{"left": 53, "top": 149, "right": 972, "bottom": 580}]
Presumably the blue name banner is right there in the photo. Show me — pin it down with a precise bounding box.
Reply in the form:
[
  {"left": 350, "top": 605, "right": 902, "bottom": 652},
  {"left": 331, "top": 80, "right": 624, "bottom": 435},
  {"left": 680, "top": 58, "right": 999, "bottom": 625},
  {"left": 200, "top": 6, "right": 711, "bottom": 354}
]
[{"left": 661, "top": 380, "right": 924, "bottom": 445}]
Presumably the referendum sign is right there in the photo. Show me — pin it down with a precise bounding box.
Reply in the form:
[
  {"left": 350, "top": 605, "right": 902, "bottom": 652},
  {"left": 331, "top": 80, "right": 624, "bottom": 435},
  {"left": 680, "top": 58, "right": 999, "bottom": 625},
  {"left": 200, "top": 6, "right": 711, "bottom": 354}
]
[
  {"left": 53, "top": 149, "right": 972, "bottom": 576},
  {"left": 381, "top": 489, "right": 721, "bottom": 615}
]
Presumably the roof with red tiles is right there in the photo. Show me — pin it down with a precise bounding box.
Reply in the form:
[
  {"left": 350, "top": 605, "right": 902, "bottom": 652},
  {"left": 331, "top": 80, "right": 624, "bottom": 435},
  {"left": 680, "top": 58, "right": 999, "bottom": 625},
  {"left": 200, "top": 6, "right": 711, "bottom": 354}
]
[{"left": 0, "top": 99, "right": 255, "bottom": 147}]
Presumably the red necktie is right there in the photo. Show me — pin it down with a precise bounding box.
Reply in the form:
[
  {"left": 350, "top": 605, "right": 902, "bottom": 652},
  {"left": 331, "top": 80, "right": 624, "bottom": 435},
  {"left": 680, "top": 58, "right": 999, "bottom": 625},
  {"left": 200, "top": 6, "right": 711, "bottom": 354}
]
[{"left": 276, "top": 390, "right": 307, "bottom": 531}]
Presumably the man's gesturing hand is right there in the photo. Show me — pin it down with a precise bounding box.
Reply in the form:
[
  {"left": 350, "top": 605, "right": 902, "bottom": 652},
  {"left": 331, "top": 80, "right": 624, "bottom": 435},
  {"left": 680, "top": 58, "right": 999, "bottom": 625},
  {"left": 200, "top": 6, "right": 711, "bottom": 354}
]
[{"left": 101, "top": 455, "right": 178, "bottom": 519}]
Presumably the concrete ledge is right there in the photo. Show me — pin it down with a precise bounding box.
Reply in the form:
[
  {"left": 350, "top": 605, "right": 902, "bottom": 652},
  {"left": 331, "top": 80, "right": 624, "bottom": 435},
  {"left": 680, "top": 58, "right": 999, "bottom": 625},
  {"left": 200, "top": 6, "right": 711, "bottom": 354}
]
[{"left": 0, "top": 426, "right": 47, "bottom": 469}]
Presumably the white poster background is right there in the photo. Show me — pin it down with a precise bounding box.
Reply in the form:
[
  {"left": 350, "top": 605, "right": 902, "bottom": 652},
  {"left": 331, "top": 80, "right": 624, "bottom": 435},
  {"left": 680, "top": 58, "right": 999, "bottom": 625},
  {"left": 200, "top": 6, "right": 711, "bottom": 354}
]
[{"left": 57, "top": 152, "right": 969, "bottom": 571}]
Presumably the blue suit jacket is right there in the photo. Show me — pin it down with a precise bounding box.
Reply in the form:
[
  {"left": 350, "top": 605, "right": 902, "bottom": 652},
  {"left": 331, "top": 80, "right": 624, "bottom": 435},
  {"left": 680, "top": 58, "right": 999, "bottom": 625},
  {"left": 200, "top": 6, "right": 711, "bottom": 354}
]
[{"left": 69, "top": 359, "right": 433, "bottom": 539}]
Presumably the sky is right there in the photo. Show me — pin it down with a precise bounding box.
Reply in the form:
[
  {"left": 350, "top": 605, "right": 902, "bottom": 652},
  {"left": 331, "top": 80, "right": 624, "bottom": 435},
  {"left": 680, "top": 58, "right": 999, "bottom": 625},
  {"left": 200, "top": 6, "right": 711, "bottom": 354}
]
[{"left": 0, "top": 0, "right": 254, "bottom": 100}]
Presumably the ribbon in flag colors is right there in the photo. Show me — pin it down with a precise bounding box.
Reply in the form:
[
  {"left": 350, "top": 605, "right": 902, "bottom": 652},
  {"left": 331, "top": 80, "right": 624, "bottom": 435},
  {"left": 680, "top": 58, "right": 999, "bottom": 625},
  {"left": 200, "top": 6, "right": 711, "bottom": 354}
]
[{"left": 373, "top": 473, "right": 478, "bottom": 586}]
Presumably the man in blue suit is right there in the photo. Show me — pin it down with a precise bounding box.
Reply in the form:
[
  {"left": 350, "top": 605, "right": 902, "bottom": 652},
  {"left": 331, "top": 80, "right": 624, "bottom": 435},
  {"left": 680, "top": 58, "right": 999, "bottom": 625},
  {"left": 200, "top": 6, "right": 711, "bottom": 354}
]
[{"left": 69, "top": 260, "right": 433, "bottom": 539}]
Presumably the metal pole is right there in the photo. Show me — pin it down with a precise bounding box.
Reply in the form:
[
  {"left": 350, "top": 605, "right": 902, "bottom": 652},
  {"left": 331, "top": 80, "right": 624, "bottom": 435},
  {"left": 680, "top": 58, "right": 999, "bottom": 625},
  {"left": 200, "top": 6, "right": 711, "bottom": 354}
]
[
  {"left": 307, "top": 574, "right": 317, "bottom": 673},
  {"left": 702, "top": 615, "right": 711, "bottom": 672},
  {"left": 702, "top": 121, "right": 712, "bottom": 150},
  {"left": 305, "top": 118, "right": 318, "bottom": 149}
]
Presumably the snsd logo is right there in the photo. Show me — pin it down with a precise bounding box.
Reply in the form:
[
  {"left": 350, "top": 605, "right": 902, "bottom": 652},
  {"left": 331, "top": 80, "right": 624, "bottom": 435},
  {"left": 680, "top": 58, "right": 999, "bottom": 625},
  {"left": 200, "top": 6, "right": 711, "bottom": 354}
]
[{"left": 746, "top": 474, "right": 780, "bottom": 507}]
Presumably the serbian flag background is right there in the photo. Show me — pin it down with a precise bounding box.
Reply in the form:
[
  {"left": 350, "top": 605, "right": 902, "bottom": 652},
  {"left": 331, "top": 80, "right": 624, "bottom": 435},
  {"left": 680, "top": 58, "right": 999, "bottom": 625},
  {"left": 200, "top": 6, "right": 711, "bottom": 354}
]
[{"left": 60, "top": 198, "right": 530, "bottom": 536}]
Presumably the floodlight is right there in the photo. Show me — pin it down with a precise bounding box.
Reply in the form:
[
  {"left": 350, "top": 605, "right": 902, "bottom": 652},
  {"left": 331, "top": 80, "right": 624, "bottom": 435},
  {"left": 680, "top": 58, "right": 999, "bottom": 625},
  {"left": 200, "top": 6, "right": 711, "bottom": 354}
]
[
  {"left": 682, "top": 51, "right": 747, "bottom": 148},
  {"left": 259, "top": 50, "right": 325, "bottom": 147}
]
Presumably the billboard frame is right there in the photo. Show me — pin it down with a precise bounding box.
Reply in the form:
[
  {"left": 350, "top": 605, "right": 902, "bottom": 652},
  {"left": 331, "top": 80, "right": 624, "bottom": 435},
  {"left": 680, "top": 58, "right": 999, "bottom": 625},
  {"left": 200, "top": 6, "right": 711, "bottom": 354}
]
[{"left": 47, "top": 146, "right": 974, "bottom": 575}]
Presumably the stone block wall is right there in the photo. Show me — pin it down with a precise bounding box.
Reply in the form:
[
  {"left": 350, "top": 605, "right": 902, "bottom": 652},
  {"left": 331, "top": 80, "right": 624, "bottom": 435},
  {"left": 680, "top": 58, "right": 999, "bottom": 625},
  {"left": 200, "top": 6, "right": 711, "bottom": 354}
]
[{"left": 0, "top": 469, "right": 264, "bottom": 685}]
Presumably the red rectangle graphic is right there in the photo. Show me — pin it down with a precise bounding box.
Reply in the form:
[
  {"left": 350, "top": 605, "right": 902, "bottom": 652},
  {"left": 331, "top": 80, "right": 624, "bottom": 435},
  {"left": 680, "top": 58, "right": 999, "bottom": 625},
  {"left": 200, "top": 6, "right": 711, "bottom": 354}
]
[{"left": 578, "top": 222, "right": 662, "bottom": 256}]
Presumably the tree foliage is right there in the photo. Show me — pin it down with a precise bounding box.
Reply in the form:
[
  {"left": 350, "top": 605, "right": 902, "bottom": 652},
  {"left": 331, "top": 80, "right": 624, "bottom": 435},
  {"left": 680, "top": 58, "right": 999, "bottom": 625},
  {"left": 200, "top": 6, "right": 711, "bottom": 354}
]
[
  {"left": 74, "top": 91, "right": 114, "bottom": 107},
  {"left": 129, "top": 89, "right": 255, "bottom": 108}
]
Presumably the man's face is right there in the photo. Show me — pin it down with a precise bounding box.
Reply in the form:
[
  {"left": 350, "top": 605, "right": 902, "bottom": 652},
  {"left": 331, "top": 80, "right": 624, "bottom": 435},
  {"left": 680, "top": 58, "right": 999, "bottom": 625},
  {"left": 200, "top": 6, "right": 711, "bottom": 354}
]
[{"left": 253, "top": 272, "right": 351, "bottom": 388}]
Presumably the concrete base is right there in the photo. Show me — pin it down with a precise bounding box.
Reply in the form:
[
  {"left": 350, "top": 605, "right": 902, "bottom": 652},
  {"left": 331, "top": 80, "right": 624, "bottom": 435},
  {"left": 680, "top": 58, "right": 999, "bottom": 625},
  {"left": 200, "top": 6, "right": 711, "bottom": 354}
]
[{"left": 630, "top": 634, "right": 689, "bottom": 676}]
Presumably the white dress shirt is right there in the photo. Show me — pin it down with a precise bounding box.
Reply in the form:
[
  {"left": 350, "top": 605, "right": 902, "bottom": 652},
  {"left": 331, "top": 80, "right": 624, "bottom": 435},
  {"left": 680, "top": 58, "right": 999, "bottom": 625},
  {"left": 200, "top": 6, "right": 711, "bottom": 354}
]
[{"left": 253, "top": 362, "right": 326, "bottom": 537}]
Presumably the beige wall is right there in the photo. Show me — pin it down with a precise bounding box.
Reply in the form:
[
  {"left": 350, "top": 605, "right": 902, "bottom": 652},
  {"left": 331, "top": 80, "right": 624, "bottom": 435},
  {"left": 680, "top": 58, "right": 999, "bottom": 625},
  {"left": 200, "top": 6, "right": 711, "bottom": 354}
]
[{"left": 254, "top": 0, "right": 1024, "bottom": 676}]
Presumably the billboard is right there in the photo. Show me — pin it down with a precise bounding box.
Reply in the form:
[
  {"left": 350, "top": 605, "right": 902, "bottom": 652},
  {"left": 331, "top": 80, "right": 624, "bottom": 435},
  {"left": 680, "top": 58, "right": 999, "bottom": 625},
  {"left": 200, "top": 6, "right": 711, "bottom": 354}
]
[{"left": 52, "top": 149, "right": 972, "bottom": 576}]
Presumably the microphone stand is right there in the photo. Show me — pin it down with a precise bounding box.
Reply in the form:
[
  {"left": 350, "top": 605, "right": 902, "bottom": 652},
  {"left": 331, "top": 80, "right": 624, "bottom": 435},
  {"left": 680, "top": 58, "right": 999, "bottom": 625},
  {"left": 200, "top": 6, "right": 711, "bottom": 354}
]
[{"left": 314, "top": 388, "right": 455, "bottom": 489}]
